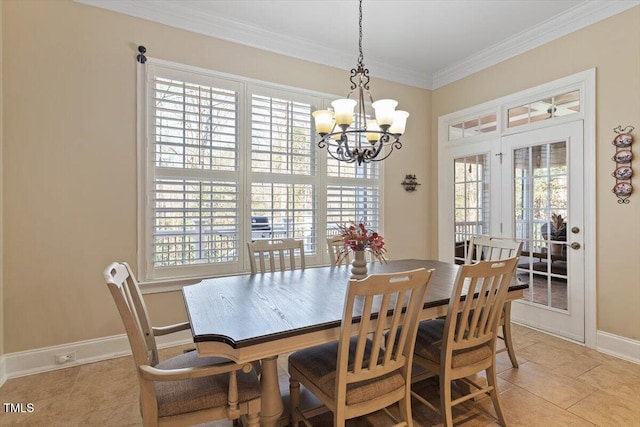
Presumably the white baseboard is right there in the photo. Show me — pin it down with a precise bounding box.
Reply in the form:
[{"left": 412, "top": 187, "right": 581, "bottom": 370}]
[
  {"left": 513, "top": 322, "right": 640, "bottom": 365},
  {"left": 1, "top": 328, "right": 637, "bottom": 381},
  {"left": 0, "top": 354, "right": 7, "bottom": 388},
  {"left": 2, "top": 330, "right": 193, "bottom": 380},
  {"left": 597, "top": 330, "right": 640, "bottom": 364}
]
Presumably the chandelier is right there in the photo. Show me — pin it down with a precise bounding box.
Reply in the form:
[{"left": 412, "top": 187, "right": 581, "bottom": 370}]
[{"left": 312, "top": 0, "right": 409, "bottom": 166}]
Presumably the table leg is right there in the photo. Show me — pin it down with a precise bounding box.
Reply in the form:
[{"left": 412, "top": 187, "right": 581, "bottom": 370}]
[{"left": 259, "top": 355, "right": 283, "bottom": 427}]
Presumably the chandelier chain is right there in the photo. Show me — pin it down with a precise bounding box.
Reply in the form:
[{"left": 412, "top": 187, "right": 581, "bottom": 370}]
[{"left": 357, "top": 0, "right": 364, "bottom": 67}]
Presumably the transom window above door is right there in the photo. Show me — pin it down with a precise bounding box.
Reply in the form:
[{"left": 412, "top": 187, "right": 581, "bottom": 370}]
[
  {"left": 507, "top": 90, "right": 580, "bottom": 128},
  {"left": 448, "top": 113, "right": 497, "bottom": 141}
]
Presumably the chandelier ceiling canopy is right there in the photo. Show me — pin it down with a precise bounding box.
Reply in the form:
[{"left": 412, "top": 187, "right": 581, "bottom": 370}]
[{"left": 312, "top": 0, "right": 409, "bottom": 166}]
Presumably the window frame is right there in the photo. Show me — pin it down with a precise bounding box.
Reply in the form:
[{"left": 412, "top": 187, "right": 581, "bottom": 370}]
[{"left": 137, "top": 58, "right": 384, "bottom": 285}]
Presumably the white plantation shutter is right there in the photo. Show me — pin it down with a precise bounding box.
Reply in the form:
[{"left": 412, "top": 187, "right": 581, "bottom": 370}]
[
  {"left": 153, "top": 78, "right": 238, "bottom": 171},
  {"left": 327, "top": 158, "right": 379, "bottom": 179},
  {"left": 139, "top": 60, "right": 383, "bottom": 282},
  {"left": 145, "top": 66, "right": 242, "bottom": 279},
  {"left": 251, "top": 94, "right": 315, "bottom": 175},
  {"left": 249, "top": 90, "right": 318, "bottom": 255},
  {"left": 153, "top": 179, "right": 239, "bottom": 265},
  {"left": 251, "top": 182, "right": 316, "bottom": 252},
  {"left": 326, "top": 185, "right": 381, "bottom": 236},
  {"left": 325, "top": 113, "right": 380, "bottom": 238}
]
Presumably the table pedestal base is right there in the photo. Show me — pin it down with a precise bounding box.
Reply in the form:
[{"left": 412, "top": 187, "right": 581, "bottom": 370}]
[{"left": 259, "top": 355, "right": 284, "bottom": 427}]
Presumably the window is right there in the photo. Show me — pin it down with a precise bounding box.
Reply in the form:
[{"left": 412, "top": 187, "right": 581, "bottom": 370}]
[
  {"left": 507, "top": 90, "right": 580, "bottom": 128},
  {"left": 448, "top": 113, "right": 497, "bottom": 141},
  {"left": 139, "top": 60, "right": 383, "bottom": 281}
]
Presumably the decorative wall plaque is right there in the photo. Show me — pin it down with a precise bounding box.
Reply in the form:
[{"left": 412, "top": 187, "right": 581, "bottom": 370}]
[{"left": 612, "top": 125, "right": 634, "bottom": 204}]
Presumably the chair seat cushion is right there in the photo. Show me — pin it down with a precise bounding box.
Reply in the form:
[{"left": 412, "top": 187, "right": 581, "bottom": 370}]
[
  {"left": 288, "top": 337, "right": 405, "bottom": 406},
  {"left": 414, "top": 319, "right": 492, "bottom": 368},
  {"left": 154, "top": 352, "right": 261, "bottom": 418}
]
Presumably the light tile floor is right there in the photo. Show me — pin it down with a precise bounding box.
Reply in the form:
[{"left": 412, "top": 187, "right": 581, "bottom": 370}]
[{"left": 1, "top": 324, "right": 639, "bottom": 426}]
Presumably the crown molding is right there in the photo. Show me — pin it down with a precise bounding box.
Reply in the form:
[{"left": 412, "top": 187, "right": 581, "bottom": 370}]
[
  {"left": 431, "top": 0, "right": 640, "bottom": 89},
  {"left": 77, "top": 0, "right": 638, "bottom": 90},
  {"left": 76, "top": 0, "right": 433, "bottom": 88},
  {"left": 368, "top": 58, "right": 433, "bottom": 90}
]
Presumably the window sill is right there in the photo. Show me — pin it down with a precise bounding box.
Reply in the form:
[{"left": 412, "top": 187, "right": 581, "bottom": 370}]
[{"left": 139, "top": 272, "right": 251, "bottom": 294}]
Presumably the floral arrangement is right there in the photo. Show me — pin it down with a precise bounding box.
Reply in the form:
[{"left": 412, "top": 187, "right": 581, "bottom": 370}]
[{"left": 336, "top": 221, "right": 387, "bottom": 263}]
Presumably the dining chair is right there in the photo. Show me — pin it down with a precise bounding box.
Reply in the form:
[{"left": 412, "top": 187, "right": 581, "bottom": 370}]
[
  {"left": 103, "top": 262, "right": 261, "bottom": 427},
  {"left": 466, "top": 235, "right": 523, "bottom": 368},
  {"left": 411, "top": 257, "right": 519, "bottom": 427},
  {"left": 247, "top": 238, "right": 305, "bottom": 273},
  {"left": 288, "top": 268, "right": 434, "bottom": 427},
  {"left": 327, "top": 235, "right": 347, "bottom": 266}
]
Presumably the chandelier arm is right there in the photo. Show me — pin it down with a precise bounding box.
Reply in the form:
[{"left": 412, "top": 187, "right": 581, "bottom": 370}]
[
  {"left": 341, "top": 134, "right": 354, "bottom": 159},
  {"left": 324, "top": 130, "right": 402, "bottom": 145},
  {"left": 368, "top": 149, "right": 394, "bottom": 163},
  {"left": 369, "top": 139, "right": 384, "bottom": 159},
  {"left": 317, "top": 136, "right": 329, "bottom": 149},
  {"left": 320, "top": 131, "right": 403, "bottom": 165},
  {"left": 333, "top": 144, "right": 357, "bottom": 163},
  {"left": 368, "top": 140, "right": 401, "bottom": 163},
  {"left": 318, "top": 135, "right": 354, "bottom": 163}
]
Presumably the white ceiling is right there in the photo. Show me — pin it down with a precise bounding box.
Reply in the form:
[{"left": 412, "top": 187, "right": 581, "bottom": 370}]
[{"left": 77, "top": 0, "right": 638, "bottom": 89}]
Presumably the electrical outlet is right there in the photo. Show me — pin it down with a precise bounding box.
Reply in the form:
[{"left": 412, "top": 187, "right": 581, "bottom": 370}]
[{"left": 55, "top": 351, "right": 76, "bottom": 364}]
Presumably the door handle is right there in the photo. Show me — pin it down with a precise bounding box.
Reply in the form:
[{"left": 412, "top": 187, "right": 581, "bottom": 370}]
[{"left": 570, "top": 242, "right": 581, "bottom": 250}]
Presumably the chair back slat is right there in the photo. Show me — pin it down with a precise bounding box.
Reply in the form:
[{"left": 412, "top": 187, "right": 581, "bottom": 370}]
[
  {"left": 103, "top": 262, "right": 159, "bottom": 367},
  {"left": 336, "top": 268, "right": 433, "bottom": 389},
  {"left": 369, "top": 292, "right": 391, "bottom": 367},
  {"left": 466, "top": 235, "right": 523, "bottom": 264},
  {"left": 384, "top": 290, "right": 407, "bottom": 365},
  {"left": 445, "top": 258, "right": 518, "bottom": 354},
  {"left": 247, "top": 238, "right": 305, "bottom": 273}
]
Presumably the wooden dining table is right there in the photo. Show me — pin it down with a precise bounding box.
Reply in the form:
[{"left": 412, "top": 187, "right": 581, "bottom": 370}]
[{"left": 182, "top": 259, "right": 526, "bottom": 427}]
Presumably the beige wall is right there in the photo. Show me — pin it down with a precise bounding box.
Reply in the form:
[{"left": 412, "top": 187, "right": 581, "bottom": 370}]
[
  {"left": 0, "top": 0, "right": 4, "bottom": 356},
  {"left": 431, "top": 6, "right": 640, "bottom": 340},
  {"left": 1, "top": 0, "right": 431, "bottom": 352},
  {"left": 2, "top": 0, "right": 638, "bottom": 355}
]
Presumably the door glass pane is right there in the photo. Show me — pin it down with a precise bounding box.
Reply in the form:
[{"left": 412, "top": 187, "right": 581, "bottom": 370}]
[
  {"left": 453, "top": 154, "right": 489, "bottom": 264},
  {"left": 513, "top": 141, "right": 568, "bottom": 310}
]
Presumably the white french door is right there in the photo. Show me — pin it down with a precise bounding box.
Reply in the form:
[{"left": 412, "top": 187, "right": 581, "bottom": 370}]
[
  {"left": 504, "top": 121, "right": 584, "bottom": 342},
  {"left": 439, "top": 70, "right": 595, "bottom": 346},
  {"left": 444, "top": 121, "right": 585, "bottom": 343}
]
